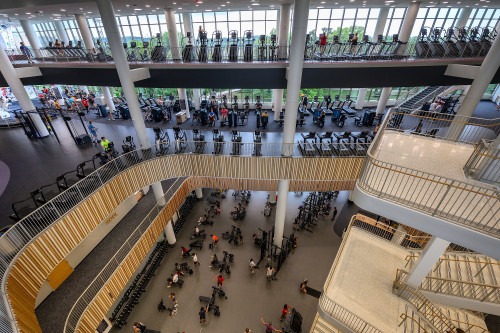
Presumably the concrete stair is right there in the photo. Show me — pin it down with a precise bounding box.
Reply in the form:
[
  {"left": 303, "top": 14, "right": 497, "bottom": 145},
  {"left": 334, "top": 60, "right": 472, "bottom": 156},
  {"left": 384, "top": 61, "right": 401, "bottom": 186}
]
[
  {"left": 309, "top": 314, "right": 341, "bottom": 333},
  {"left": 438, "top": 306, "right": 489, "bottom": 333},
  {"left": 407, "top": 250, "right": 500, "bottom": 315},
  {"left": 398, "top": 304, "right": 438, "bottom": 333}
]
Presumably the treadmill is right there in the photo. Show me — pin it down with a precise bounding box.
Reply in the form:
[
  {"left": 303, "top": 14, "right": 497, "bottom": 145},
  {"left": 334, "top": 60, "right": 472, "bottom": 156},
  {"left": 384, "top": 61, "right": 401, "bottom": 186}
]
[
  {"left": 415, "top": 28, "right": 431, "bottom": 58},
  {"left": 428, "top": 28, "right": 446, "bottom": 58},
  {"left": 442, "top": 28, "right": 459, "bottom": 57}
]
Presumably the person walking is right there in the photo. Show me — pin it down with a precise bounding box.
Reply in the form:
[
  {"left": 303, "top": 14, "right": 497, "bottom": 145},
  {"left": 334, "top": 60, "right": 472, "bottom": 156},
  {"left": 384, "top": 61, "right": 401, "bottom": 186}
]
[
  {"left": 331, "top": 207, "right": 338, "bottom": 222},
  {"left": 266, "top": 265, "right": 275, "bottom": 281},
  {"left": 280, "top": 304, "right": 293, "bottom": 321},
  {"left": 88, "top": 121, "right": 98, "bottom": 143},
  {"left": 199, "top": 306, "right": 207, "bottom": 324},
  {"left": 133, "top": 322, "right": 147, "bottom": 333},
  {"left": 249, "top": 258, "right": 256, "bottom": 274},
  {"left": 20, "top": 42, "right": 34, "bottom": 64},
  {"left": 192, "top": 253, "right": 199, "bottom": 268},
  {"left": 169, "top": 292, "right": 177, "bottom": 305},
  {"left": 214, "top": 274, "right": 224, "bottom": 287},
  {"left": 261, "top": 318, "right": 282, "bottom": 333}
]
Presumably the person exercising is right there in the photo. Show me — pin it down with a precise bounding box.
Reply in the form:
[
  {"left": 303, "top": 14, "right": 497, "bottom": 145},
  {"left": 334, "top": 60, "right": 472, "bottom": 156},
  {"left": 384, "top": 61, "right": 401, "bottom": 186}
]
[
  {"left": 208, "top": 108, "right": 216, "bottom": 125},
  {"left": 261, "top": 110, "right": 269, "bottom": 129},
  {"left": 319, "top": 33, "right": 327, "bottom": 54},
  {"left": 261, "top": 318, "right": 282, "bottom": 333},
  {"left": 350, "top": 33, "right": 359, "bottom": 54},
  {"left": 101, "top": 137, "right": 111, "bottom": 158},
  {"left": 88, "top": 121, "right": 98, "bottom": 143}
]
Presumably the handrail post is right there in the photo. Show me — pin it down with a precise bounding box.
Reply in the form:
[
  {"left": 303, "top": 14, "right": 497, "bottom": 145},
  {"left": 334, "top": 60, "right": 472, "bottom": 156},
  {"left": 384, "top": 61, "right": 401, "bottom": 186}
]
[{"left": 431, "top": 180, "right": 454, "bottom": 216}]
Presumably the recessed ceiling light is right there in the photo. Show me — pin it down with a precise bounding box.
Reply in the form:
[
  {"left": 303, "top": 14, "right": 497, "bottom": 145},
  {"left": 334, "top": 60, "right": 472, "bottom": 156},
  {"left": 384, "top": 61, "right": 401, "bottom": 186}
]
[
  {"left": 87, "top": 11, "right": 92, "bottom": 13},
  {"left": 349, "top": 0, "right": 355, "bottom": 2},
  {"left": 205, "top": 9, "right": 212, "bottom": 11},
  {"left": 317, "top": 6, "right": 324, "bottom": 8},
  {"left": 251, "top": 3, "right": 260, "bottom": 5},
  {"left": 198, "top": 1, "right": 203, "bottom": 3},
  {"left": 79, "top": 8, "right": 83, "bottom": 10},
  {"left": 15, "top": 13, "right": 19, "bottom": 15},
  {"left": 60, "top": 9, "right": 66, "bottom": 11},
  {"left": 178, "top": 7, "right": 182, "bottom": 9},
  {"left": 270, "top": 4, "right": 274, "bottom": 7},
  {"left": 196, "top": 4, "right": 199, "bottom": 6},
  {"left": 134, "top": 8, "right": 142, "bottom": 10},
  {"left": 173, "top": 2, "right": 177, "bottom": 4},
  {"left": 145, "top": 4, "right": 150, "bottom": 7},
  {"left": 321, "top": 1, "right": 325, "bottom": 3},
  {"left": 126, "top": 4, "right": 130, "bottom": 7},
  {"left": 117, "top": 9, "right": 121, "bottom": 11},
  {"left": 221, "top": 4, "right": 225, "bottom": 6},
  {"left": 227, "top": 1, "right": 230, "bottom": 3},
  {"left": 52, "top": 13, "right": 61, "bottom": 16},
  {"left": 26, "top": 12, "right": 31, "bottom": 14},
  {"left": 385, "top": 0, "right": 394, "bottom": 2}
]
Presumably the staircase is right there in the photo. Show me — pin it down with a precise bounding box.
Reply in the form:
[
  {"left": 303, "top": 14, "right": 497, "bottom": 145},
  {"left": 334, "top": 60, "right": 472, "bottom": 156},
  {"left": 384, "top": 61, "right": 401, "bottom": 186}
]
[
  {"left": 399, "top": 304, "right": 437, "bottom": 333},
  {"left": 399, "top": 86, "right": 450, "bottom": 110},
  {"left": 407, "top": 251, "right": 500, "bottom": 315}
]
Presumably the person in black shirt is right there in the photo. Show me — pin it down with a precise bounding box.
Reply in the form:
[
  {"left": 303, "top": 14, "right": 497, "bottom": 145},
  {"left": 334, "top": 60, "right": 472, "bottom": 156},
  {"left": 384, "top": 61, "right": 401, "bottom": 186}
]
[{"left": 199, "top": 306, "right": 207, "bottom": 324}]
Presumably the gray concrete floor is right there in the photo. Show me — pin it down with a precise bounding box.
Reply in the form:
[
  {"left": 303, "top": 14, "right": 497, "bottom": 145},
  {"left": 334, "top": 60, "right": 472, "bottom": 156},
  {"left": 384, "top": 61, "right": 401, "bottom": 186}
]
[{"left": 109, "top": 190, "right": 353, "bottom": 333}]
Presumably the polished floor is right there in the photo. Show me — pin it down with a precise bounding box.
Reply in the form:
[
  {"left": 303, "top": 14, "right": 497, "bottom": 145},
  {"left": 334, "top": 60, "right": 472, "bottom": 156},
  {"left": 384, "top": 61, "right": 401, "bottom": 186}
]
[{"left": 108, "top": 189, "right": 347, "bottom": 333}]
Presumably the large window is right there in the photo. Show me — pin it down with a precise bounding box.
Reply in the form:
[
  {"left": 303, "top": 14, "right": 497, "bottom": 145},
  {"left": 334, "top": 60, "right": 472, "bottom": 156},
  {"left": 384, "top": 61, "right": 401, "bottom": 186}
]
[
  {"left": 192, "top": 10, "right": 278, "bottom": 40},
  {"left": 33, "top": 22, "right": 58, "bottom": 46},
  {"left": 307, "top": 8, "right": 380, "bottom": 43},
  {"left": 467, "top": 9, "right": 499, "bottom": 30},
  {"left": 411, "top": 7, "right": 461, "bottom": 40},
  {"left": 62, "top": 20, "right": 83, "bottom": 45}
]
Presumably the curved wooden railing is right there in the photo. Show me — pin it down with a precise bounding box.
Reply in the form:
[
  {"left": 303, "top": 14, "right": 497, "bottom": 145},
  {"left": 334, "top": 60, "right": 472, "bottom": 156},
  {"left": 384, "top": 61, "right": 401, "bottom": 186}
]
[{"left": 0, "top": 142, "right": 365, "bottom": 333}]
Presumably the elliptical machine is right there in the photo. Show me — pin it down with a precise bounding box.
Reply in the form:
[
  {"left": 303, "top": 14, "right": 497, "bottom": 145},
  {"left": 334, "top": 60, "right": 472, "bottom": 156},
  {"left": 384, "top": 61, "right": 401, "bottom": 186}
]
[
  {"left": 173, "top": 126, "right": 187, "bottom": 153},
  {"left": 212, "top": 129, "right": 224, "bottom": 155},
  {"left": 231, "top": 130, "right": 243, "bottom": 156},
  {"left": 228, "top": 30, "right": 239, "bottom": 62},
  {"left": 197, "top": 31, "right": 209, "bottom": 62},
  {"left": 253, "top": 130, "right": 262, "bottom": 156},
  {"left": 268, "top": 34, "right": 277, "bottom": 61},
  {"left": 182, "top": 32, "right": 195, "bottom": 62},
  {"left": 257, "top": 35, "right": 267, "bottom": 61},
  {"left": 154, "top": 127, "right": 170, "bottom": 156},
  {"left": 212, "top": 31, "right": 223, "bottom": 62},
  {"left": 193, "top": 129, "right": 206, "bottom": 154},
  {"left": 243, "top": 30, "right": 254, "bottom": 62}
]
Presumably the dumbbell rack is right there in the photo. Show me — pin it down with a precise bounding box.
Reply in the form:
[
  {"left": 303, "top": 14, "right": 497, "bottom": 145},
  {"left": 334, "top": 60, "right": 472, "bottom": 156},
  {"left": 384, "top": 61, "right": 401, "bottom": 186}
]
[{"left": 110, "top": 193, "right": 199, "bottom": 328}]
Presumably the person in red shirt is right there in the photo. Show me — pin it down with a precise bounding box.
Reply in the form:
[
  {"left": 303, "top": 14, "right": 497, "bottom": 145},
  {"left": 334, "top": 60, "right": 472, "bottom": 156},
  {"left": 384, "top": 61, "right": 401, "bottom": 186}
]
[
  {"left": 214, "top": 274, "right": 224, "bottom": 287},
  {"left": 82, "top": 98, "right": 89, "bottom": 113},
  {"left": 319, "top": 34, "right": 327, "bottom": 54},
  {"left": 280, "top": 304, "right": 293, "bottom": 321}
]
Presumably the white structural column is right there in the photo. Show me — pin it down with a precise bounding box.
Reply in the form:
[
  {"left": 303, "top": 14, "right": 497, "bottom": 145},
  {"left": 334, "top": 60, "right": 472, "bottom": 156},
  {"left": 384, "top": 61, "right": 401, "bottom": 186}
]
[
  {"left": 447, "top": 34, "right": 500, "bottom": 140},
  {"left": 274, "top": 0, "right": 310, "bottom": 248},
  {"left": 376, "top": 87, "right": 392, "bottom": 117},
  {"left": 19, "top": 20, "right": 43, "bottom": 58},
  {"left": 165, "top": 222, "right": 176, "bottom": 245},
  {"left": 101, "top": 86, "right": 116, "bottom": 111},
  {"left": 182, "top": 12, "right": 193, "bottom": 38},
  {"left": 269, "top": 191, "right": 277, "bottom": 204},
  {"left": 373, "top": 8, "right": 389, "bottom": 40},
  {"left": 165, "top": 8, "right": 181, "bottom": 60},
  {"left": 456, "top": 8, "right": 472, "bottom": 28},
  {"left": 54, "top": 21, "right": 69, "bottom": 45},
  {"left": 97, "top": 0, "right": 165, "bottom": 206},
  {"left": 0, "top": 47, "right": 49, "bottom": 137},
  {"left": 397, "top": 2, "right": 420, "bottom": 54},
  {"left": 192, "top": 88, "right": 201, "bottom": 111},
  {"left": 355, "top": 88, "right": 367, "bottom": 110},
  {"left": 74, "top": 14, "right": 95, "bottom": 52},
  {"left": 177, "top": 88, "right": 190, "bottom": 118},
  {"left": 273, "top": 89, "right": 284, "bottom": 121},
  {"left": 406, "top": 236, "right": 450, "bottom": 286},
  {"left": 195, "top": 188, "right": 203, "bottom": 199},
  {"left": 277, "top": 3, "right": 291, "bottom": 60}
]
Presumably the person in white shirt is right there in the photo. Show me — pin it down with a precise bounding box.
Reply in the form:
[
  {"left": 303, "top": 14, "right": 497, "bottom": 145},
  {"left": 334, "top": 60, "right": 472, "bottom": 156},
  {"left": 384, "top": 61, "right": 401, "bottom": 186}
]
[
  {"left": 167, "top": 273, "right": 179, "bottom": 287},
  {"left": 249, "top": 258, "right": 256, "bottom": 274}
]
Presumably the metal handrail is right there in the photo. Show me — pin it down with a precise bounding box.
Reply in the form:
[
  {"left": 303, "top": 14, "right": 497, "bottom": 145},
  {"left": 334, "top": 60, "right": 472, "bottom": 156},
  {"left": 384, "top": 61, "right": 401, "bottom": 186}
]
[
  {"left": 318, "top": 293, "right": 382, "bottom": 333},
  {"left": 0, "top": 140, "right": 367, "bottom": 332},
  {"left": 358, "top": 108, "right": 500, "bottom": 239},
  {"left": 399, "top": 313, "right": 430, "bottom": 333},
  {"left": 394, "top": 269, "right": 457, "bottom": 332},
  {"left": 419, "top": 312, "right": 490, "bottom": 333}
]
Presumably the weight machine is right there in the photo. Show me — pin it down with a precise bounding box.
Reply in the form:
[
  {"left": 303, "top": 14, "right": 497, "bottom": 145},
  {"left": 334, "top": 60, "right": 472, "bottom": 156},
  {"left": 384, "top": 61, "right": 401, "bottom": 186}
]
[{"left": 253, "top": 227, "right": 295, "bottom": 277}]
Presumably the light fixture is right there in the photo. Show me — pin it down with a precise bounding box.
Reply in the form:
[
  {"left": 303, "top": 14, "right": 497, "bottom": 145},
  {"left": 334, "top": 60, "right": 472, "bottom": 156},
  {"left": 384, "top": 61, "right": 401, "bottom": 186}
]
[
  {"left": 117, "top": 9, "right": 121, "bottom": 11},
  {"left": 134, "top": 8, "right": 142, "bottom": 10},
  {"left": 145, "top": 4, "right": 150, "bottom": 7},
  {"left": 196, "top": 4, "right": 199, "bottom": 6},
  {"left": 270, "top": 4, "right": 274, "bottom": 7},
  {"left": 227, "top": 1, "right": 230, "bottom": 3},
  {"left": 178, "top": 7, "right": 182, "bottom": 9},
  {"left": 385, "top": 0, "right": 394, "bottom": 2},
  {"left": 173, "top": 2, "right": 177, "bottom": 4},
  {"left": 198, "top": 1, "right": 203, "bottom": 3},
  {"left": 125, "top": 4, "right": 130, "bottom": 7},
  {"left": 79, "top": 8, "right": 83, "bottom": 10},
  {"left": 87, "top": 11, "right": 93, "bottom": 13},
  {"left": 321, "top": 1, "right": 325, "bottom": 2},
  {"left": 221, "top": 4, "right": 226, "bottom": 6},
  {"left": 317, "top": 6, "right": 324, "bottom": 8},
  {"left": 26, "top": 12, "right": 31, "bottom": 14},
  {"left": 14, "top": 13, "right": 19, "bottom": 15},
  {"left": 60, "top": 9, "right": 66, "bottom": 11},
  {"left": 52, "top": 13, "right": 61, "bottom": 16},
  {"left": 443, "top": 1, "right": 448, "bottom": 2},
  {"left": 349, "top": 0, "right": 355, "bottom": 2},
  {"left": 205, "top": 9, "right": 212, "bottom": 11},
  {"left": 251, "top": 3, "right": 260, "bottom": 5},
  {"left": 335, "top": 2, "right": 338, "bottom": 4}
]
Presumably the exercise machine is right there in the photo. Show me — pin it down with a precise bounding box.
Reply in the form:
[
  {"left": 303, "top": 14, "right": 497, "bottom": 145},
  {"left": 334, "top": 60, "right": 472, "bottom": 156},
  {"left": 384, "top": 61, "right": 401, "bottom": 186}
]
[
  {"left": 228, "top": 30, "right": 239, "bottom": 62},
  {"left": 154, "top": 127, "right": 170, "bottom": 156},
  {"left": 211, "top": 31, "right": 223, "bottom": 62},
  {"left": 182, "top": 32, "right": 196, "bottom": 62},
  {"left": 253, "top": 130, "right": 262, "bottom": 156},
  {"left": 298, "top": 132, "right": 317, "bottom": 156},
  {"left": 212, "top": 129, "right": 224, "bottom": 155},
  {"left": 192, "top": 129, "right": 206, "bottom": 154},
  {"left": 243, "top": 30, "right": 254, "bottom": 62},
  {"left": 151, "top": 33, "right": 166, "bottom": 62},
  {"left": 197, "top": 31, "right": 209, "bottom": 62},
  {"left": 257, "top": 35, "right": 267, "bottom": 61},
  {"left": 269, "top": 34, "right": 278, "bottom": 61},
  {"left": 231, "top": 130, "right": 243, "bottom": 156},
  {"left": 173, "top": 126, "right": 187, "bottom": 153}
]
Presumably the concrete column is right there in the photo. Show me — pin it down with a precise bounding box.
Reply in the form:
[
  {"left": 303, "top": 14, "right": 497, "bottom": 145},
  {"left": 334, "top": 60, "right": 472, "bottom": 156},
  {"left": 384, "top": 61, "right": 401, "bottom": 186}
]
[
  {"left": 447, "top": 34, "right": 500, "bottom": 140},
  {"left": 195, "top": 188, "right": 203, "bottom": 199},
  {"left": 269, "top": 191, "right": 277, "bottom": 204},
  {"left": 152, "top": 182, "right": 166, "bottom": 206},
  {"left": 101, "top": 86, "right": 116, "bottom": 111},
  {"left": 182, "top": 12, "right": 193, "bottom": 38},
  {"left": 406, "top": 236, "right": 450, "bottom": 287},
  {"left": 193, "top": 88, "right": 201, "bottom": 111},
  {"left": 165, "top": 222, "right": 176, "bottom": 245},
  {"left": 376, "top": 87, "right": 392, "bottom": 116},
  {"left": 0, "top": 46, "right": 49, "bottom": 137},
  {"left": 274, "top": 180, "right": 289, "bottom": 247},
  {"left": 373, "top": 8, "right": 389, "bottom": 41},
  {"left": 97, "top": 0, "right": 164, "bottom": 205},
  {"left": 355, "top": 88, "right": 367, "bottom": 110},
  {"left": 54, "top": 21, "right": 69, "bottom": 45},
  {"left": 177, "top": 88, "right": 190, "bottom": 118},
  {"left": 172, "top": 211, "right": 179, "bottom": 223},
  {"left": 165, "top": 8, "right": 181, "bottom": 60},
  {"left": 391, "top": 224, "right": 407, "bottom": 245},
  {"left": 273, "top": 89, "right": 283, "bottom": 121},
  {"left": 75, "top": 14, "right": 95, "bottom": 52},
  {"left": 274, "top": 0, "right": 310, "bottom": 248},
  {"left": 399, "top": 2, "right": 420, "bottom": 43},
  {"left": 19, "top": 20, "right": 43, "bottom": 58},
  {"left": 277, "top": 3, "right": 291, "bottom": 60},
  {"left": 456, "top": 8, "right": 472, "bottom": 28}
]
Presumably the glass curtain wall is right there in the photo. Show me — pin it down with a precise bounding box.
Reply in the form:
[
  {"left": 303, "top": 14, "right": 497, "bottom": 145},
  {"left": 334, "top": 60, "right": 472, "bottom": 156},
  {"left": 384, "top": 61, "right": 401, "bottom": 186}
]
[
  {"left": 297, "top": 87, "right": 420, "bottom": 102},
  {"left": 466, "top": 9, "right": 500, "bottom": 30},
  {"left": 191, "top": 10, "right": 278, "bottom": 41},
  {"left": 33, "top": 22, "right": 59, "bottom": 46},
  {"left": 62, "top": 20, "right": 83, "bottom": 45}
]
